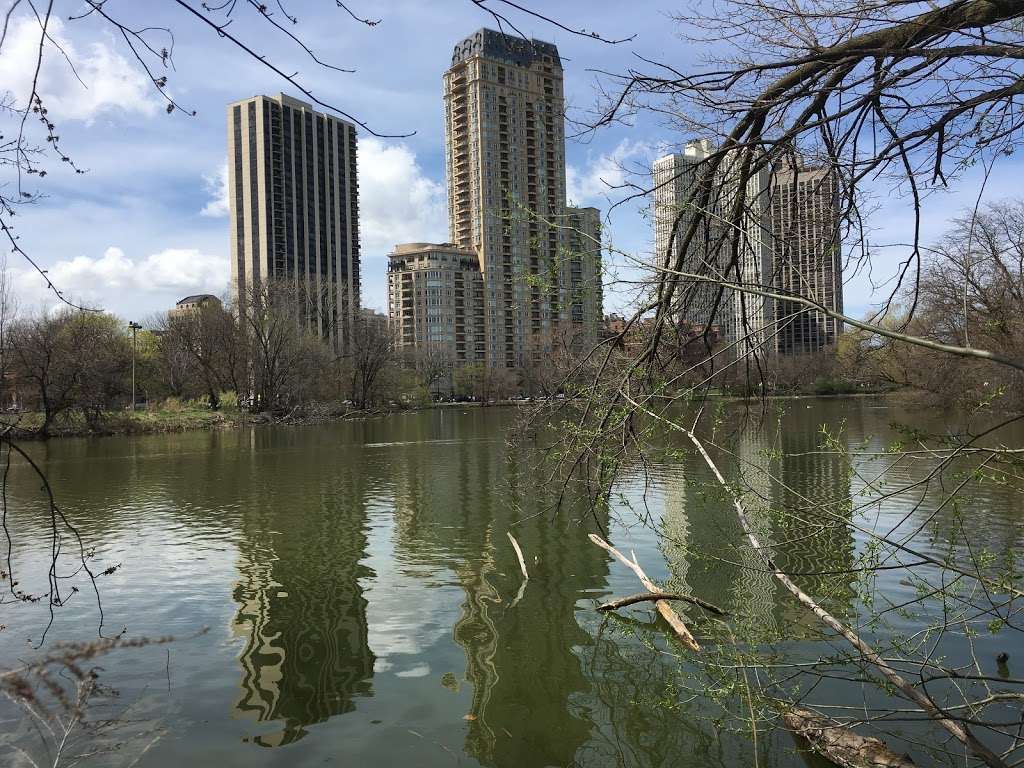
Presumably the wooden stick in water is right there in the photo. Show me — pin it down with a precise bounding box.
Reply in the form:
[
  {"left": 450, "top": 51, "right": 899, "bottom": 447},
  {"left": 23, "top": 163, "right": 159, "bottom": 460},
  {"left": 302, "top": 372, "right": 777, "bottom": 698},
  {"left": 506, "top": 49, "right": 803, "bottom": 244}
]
[
  {"left": 589, "top": 534, "right": 701, "bottom": 652},
  {"left": 507, "top": 532, "right": 529, "bottom": 607},
  {"left": 507, "top": 532, "right": 529, "bottom": 580},
  {"left": 598, "top": 591, "right": 727, "bottom": 616}
]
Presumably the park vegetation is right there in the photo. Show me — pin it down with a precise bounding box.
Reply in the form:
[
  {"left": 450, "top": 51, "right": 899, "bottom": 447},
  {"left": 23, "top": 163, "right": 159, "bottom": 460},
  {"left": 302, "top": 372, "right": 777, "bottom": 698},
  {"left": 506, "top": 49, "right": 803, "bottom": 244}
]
[
  {"left": 2, "top": 0, "right": 1024, "bottom": 766},
  {"left": 3, "top": 193, "right": 1024, "bottom": 441}
]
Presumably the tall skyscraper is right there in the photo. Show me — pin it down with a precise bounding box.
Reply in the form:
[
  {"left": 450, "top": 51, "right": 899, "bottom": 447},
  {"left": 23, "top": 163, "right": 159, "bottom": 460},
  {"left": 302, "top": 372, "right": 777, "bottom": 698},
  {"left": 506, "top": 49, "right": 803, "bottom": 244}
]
[
  {"left": 768, "top": 165, "right": 843, "bottom": 354},
  {"left": 652, "top": 144, "right": 841, "bottom": 355},
  {"left": 716, "top": 152, "right": 773, "bottom": 355},
  {"left": 652, "top": 140, "right": 721, "bottom": 331},
  {"left": 565, "top": 206, "right": 603, "bottom": 346},
  {"left": 227, "top": 93, "right": 360, "bottom": 349},
  {"left": 443, "top": 29, "right": 572, "bottom": 368}
]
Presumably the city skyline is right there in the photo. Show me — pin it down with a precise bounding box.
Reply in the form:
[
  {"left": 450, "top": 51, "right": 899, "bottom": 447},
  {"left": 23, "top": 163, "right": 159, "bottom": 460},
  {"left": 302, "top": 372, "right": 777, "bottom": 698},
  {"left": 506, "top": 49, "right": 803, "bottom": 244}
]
[
  {"left": 2, "top": 5, "right": 1021, "bottom": 765},
  {"left": 0, "top": 3, "right": 1007, "bottom": 322}
]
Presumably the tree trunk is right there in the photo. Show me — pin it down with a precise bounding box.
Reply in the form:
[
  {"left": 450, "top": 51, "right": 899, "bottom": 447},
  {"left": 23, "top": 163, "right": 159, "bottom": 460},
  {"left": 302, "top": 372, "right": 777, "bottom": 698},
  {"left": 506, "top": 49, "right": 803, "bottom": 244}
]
[{"left": 782, "top": 707, "right": 916, "bottom": 768}]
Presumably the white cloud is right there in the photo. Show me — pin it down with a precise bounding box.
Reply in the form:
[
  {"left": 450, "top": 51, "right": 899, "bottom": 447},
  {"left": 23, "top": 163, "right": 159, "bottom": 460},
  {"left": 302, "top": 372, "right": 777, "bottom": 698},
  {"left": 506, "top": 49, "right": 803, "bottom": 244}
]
[
  {"left": 0, "top": 15, "right": 159, "bottom": 122},
  {"left": 200, "top": 162, "right": 230, "bottom": 217},
  {"left": 567, "top": 139, "right": 659, "bottom": 206},
  {"left": 358, "top": 138, "right": 446, "bottom": 256},
  {"left": 11, "top": 246, "right": 228, "bottom": 310},
  {"left": 205, "top": 137, "right": 447, "bottom": 245}
]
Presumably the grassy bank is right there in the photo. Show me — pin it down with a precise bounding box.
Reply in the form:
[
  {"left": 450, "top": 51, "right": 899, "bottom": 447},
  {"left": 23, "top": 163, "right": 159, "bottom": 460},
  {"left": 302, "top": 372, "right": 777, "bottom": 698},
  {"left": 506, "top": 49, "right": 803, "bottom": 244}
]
[
  {"left": 1, "top": 407, "right": 247, "bottom": 439},
  {"left": 2, "top": 391, "right": 901, "bottom": 440}
]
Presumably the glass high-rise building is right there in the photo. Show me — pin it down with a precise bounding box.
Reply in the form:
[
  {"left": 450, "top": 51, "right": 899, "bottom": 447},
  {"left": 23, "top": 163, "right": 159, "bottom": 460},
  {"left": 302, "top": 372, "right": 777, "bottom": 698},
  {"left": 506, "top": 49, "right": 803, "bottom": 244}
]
[{"left": 768, "top": 166, "right": 843, "bottom": 354}]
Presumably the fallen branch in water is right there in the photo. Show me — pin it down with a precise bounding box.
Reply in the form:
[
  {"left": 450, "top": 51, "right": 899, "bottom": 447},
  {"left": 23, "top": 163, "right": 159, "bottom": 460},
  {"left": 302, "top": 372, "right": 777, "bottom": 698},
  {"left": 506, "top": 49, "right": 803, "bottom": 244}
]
[
  {"left": 507, "top": 532, "right": 529, "bottom": 608},
  {"left": 618, "top": 391, "right": 1010, "bottom": 767},
  {"left": 588, "top": 534, "right": 701, "bottom": 652},
  {"left": 598, "top": 591, "right": 727, "bottom": 616},
  {"left": 680, "top": 428, "right": 1007, "bottom": 767},
  {"left": 507, "top": 532, "right": 529, "bottom": 580},
  {"left": 782, "top": 707, "right": 916, "bottom": 768}
]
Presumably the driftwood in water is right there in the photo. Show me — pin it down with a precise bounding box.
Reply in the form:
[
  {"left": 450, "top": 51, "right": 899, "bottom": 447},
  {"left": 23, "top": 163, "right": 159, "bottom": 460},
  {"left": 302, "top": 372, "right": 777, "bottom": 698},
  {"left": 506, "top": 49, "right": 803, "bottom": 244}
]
[
  {"left": 597, "top": 591, "right": 727, "bottom": 616},
  {"left": 782, "top": 708, "right": 916, "bottom": 768},
  {"left": 507, "top": 532, "right": 529, "bottom": 580},
  {"left": 588, "top": 534, "right": 701, "bottom": 652},
  {"left": 506, "top": 532, "right": 528, "bottom": 608}
]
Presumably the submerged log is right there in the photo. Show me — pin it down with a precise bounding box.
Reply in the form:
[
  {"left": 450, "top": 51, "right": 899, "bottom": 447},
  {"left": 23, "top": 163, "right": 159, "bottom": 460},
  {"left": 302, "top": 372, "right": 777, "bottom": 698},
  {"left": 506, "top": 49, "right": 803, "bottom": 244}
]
[
  {"left": 589, "top": 534, "right": 701, "bottom": 652},
  {"left": 597, "top": 591, "right": 728, "bottom": 616},
  {"left": 782, "top": 708, "right": 916, "bottom": 768}
]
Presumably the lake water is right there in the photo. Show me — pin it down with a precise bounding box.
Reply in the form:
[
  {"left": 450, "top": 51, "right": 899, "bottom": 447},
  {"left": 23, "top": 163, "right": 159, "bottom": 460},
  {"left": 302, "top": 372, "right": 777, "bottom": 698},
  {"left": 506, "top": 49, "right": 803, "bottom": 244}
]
[{"left": 2, "top": 399, "right": 1022, "bottom": 767}]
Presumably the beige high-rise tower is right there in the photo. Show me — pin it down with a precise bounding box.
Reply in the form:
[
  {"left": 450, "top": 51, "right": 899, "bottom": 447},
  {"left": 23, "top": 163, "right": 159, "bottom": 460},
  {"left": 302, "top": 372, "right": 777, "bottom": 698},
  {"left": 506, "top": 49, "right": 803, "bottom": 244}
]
[
  {"left": 565, "top": 206, "right": 603, "bottom": 347},
  {"left": 652, "top": 141, "right": 721, "bottom": 331},
  {"left": 387, "top": 242, "right": 486, "bottom": 371},
  {"left": 227, "top": 93, "right": 360, "bottom": 348},
  {"left": 444, "top": 30, "right": 571, "bottom": 369}
]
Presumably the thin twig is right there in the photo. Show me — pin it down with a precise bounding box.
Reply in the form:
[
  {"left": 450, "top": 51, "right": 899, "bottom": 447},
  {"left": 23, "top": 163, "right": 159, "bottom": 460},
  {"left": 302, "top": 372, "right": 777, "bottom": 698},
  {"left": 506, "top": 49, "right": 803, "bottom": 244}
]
[{"left": 597, "top": 591, "right": 727, "bottom": 616}]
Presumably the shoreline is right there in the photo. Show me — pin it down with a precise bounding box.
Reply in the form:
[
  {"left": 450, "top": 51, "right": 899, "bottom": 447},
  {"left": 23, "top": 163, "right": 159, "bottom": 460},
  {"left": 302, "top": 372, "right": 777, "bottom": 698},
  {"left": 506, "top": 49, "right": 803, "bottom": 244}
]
[{"left": 1, "top": 392, "right": 899, "bottom": 441}]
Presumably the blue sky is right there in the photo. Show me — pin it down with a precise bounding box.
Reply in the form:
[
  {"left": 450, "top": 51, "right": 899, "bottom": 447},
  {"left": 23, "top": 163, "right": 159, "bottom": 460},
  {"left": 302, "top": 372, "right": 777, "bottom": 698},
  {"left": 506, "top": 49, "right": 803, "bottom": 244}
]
[{"left": 2, "top": 1, "right": 1020, "bottom": 321}]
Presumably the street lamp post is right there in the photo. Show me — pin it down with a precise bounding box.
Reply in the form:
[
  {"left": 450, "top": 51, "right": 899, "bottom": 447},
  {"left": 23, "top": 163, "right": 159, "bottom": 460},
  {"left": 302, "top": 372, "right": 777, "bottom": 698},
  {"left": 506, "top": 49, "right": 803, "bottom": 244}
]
[{"left": 129, "top": 321, "right": 142, "bottom": 411}]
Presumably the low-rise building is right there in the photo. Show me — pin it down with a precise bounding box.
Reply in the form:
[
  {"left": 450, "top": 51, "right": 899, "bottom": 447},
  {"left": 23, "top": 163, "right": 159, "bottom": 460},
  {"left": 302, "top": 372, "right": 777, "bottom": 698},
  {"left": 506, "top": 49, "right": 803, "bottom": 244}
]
[
  {"left": 387, "top": 243, "right": 485, "bottom": 370},
  {"left": 170, "top": 294, "right": 222, "bottom": 317}
]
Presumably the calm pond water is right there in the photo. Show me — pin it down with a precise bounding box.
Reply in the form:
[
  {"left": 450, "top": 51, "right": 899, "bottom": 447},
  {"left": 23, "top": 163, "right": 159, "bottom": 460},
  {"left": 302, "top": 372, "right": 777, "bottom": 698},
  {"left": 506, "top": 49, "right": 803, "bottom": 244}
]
[{"left": 2, "top": 399, "right": 1022, "bottom": 767}]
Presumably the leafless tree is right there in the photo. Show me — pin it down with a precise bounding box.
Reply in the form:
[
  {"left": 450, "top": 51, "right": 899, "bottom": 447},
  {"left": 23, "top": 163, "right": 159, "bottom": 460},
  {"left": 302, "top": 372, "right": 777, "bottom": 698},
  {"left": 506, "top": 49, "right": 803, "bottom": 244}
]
[
  {"left": 454, "top": 363, "right": 520, "bottom": 403},
  {"left": 238, "top": 280, "right": 335, "bottom": 413},
  {"left": 7, "top": 311, "right": 130, "bottom": 435},
  {"left": 406, "top": 345, "right": 455, "bottom": 398},
  {"left": 146, "top": 312, "right": 194, "bottom": 399},
  {"left": 516, "top": 1, "right": 1024, "bottom": 766},
  {"left": 155, "top": 301, "right": 246, "bottom": 409},
  {"left": 0, "top": 255, "right": 16, "bottom": 409},
  {"left": 344, "top": 314, "right": 396, "bottom": 410},
  {"left": 838, "top": 200, "right": 1024, "bottom": 409},
  {"left": 7, "top": 312, "right": 80, "bottom": 438}
]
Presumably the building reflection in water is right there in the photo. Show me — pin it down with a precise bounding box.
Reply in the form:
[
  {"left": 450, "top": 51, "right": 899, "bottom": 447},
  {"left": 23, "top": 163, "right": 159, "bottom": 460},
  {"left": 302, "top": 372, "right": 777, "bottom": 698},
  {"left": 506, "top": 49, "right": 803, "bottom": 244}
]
[
  {"left": 388, "top": 411, "right": 611, "bottom": 767},
  {"left": 657, "top": 408, "right": 857, "bottom": 638},
  {"left": 224, "top": 404, "right": 859, "bottom": 763},
  {"left": 231, "top": 447, "right": 375, "bottom": 747},
  {"left": 656, "top": 427, "right": 780, "bottom": 637}
]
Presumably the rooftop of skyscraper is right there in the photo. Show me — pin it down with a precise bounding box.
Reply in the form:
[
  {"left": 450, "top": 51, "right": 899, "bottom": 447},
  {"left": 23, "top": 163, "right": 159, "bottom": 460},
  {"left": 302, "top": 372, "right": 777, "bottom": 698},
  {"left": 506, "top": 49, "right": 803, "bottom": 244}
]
[{"left": 450, "top": 27, "right": 561, "bottom": 68}]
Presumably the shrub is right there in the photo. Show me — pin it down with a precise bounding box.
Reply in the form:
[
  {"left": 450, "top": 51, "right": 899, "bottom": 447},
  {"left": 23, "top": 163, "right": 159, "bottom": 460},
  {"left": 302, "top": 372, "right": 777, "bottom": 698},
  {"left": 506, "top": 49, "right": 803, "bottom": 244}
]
[
  {"left": 218, "top": 390, "right": 239, "bottom": 410},
  {"left": 161, "top": 396, "right": 185, "bottom": 412}
]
